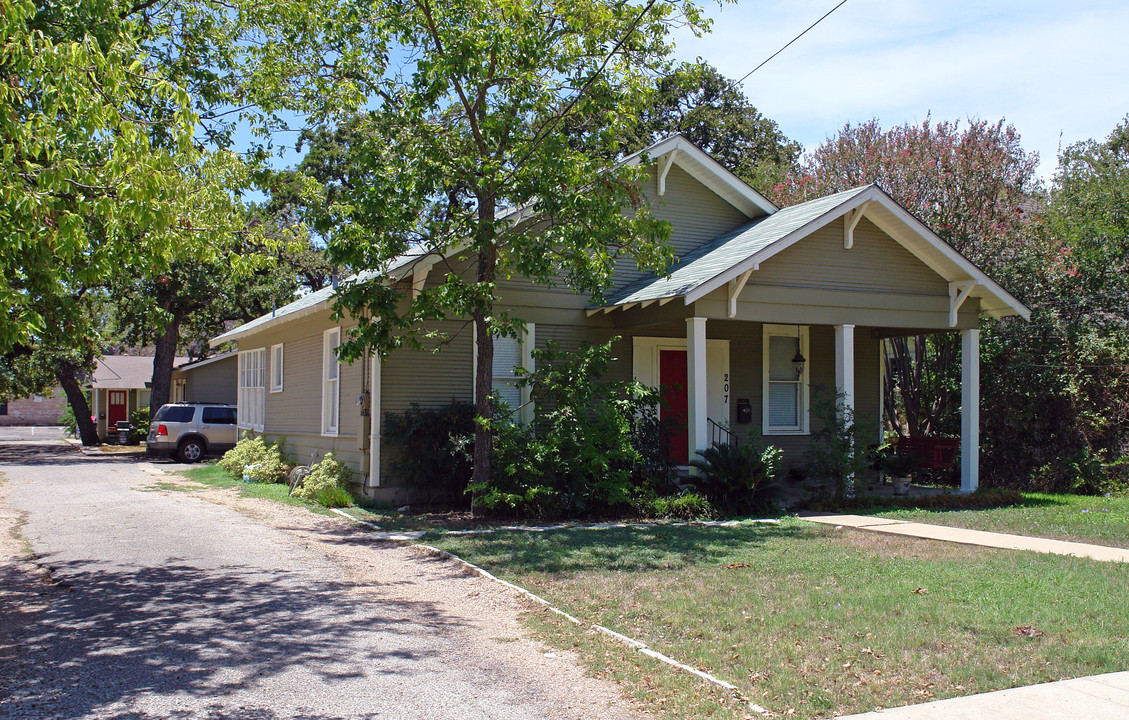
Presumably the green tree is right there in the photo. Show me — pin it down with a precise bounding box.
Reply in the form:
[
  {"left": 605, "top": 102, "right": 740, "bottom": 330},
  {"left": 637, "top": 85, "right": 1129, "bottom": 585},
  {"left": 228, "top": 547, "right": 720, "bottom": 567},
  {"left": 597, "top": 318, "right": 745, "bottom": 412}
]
[
  {"left": 623, "top": 61, "right": 802, "bottom": 189},
  {"left": 980, "top": 117, "right": 1129, "bottom": 490},
  {"left": 325, "top": 0, "right": 706, "bottom": 488}
]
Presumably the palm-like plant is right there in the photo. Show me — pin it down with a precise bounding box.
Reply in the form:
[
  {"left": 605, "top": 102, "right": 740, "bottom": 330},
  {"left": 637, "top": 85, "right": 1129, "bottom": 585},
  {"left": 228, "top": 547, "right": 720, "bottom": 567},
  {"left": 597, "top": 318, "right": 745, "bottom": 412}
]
[{"left": 689, "top": 442, "right": 783, "bottom": 515}]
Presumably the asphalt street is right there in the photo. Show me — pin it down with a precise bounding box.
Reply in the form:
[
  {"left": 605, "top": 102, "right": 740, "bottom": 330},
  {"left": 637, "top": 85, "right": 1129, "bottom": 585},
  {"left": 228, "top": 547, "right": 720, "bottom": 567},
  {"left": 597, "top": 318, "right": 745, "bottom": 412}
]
[{"left": 0, "top": 432, "right": 635, "bottom": 720}]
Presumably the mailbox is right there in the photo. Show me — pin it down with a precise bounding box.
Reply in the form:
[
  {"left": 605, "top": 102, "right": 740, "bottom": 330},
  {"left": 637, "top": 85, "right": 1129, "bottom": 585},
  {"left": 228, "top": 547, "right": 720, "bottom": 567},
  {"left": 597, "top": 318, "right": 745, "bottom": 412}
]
[{"left": 736, "top": 398, "right": 752, "bottom": 424}]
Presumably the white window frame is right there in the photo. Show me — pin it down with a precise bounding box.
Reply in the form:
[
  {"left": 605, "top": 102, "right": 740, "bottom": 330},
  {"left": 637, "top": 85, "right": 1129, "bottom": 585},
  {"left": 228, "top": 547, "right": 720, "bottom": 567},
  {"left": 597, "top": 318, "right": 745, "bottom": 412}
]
[
  {"left": 322, "top": 328, "right": 340, "bottom": 436},
  {"left": 473, "top": 323, "right": 535, "bottom": 424},
  {"left": 237, "top": 348, "right": 266, "bottom": 432},
  {"left": 270, "top": 343, "right": 284, "bottom": 393},
  {"left": 762, "top": 324, "right": 809, "bottom": 435}
]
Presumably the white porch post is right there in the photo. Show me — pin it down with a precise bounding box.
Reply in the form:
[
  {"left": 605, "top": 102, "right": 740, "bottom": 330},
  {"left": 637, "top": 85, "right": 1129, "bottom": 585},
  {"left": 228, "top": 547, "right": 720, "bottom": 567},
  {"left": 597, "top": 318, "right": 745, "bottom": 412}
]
[
  {"left": 686, "top": 317, "right": 708, "bottom": 462},
  {"left": 834, "top": 324, "right": 856, "bottom": 413},
  {"left": 961, "top": 328, "right": 980, "bottom": 493},
  {"left": 368, "top": 353, "right": 382, "bottom": 490},
  {"left": 835, "top": 324, "right": 856, "bottom": 495}
]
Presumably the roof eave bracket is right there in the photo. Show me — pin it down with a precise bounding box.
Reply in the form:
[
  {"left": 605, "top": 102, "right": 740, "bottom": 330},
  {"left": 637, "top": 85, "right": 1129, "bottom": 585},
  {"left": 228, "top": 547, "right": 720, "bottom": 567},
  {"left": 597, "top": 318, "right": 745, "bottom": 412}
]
[
  {"left": 727, "top": 269, "right": 754, "bottom": 318},
  {"left": 844, "top": 202, "right": 868, "bottom": 249},
  {"left": 658, "top": 149, "right": 679, "bottom": 196},
  {"left": 949, "top": 281, "right": 977, "bottom": 327}
]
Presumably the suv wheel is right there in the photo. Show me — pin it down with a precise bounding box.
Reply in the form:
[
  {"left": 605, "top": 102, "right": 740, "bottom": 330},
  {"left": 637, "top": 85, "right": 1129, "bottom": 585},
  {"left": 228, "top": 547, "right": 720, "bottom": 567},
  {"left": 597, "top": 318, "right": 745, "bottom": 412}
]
[{"left": 177, "top": 438, "right": 205, "bottom": 463}]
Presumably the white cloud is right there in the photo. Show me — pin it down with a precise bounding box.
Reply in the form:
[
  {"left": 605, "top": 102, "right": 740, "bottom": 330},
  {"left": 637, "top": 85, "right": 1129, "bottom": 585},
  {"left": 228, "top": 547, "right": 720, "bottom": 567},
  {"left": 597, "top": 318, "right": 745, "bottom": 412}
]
[{"left": 671, "top": 0, "right": 1129, "bottom": 178}]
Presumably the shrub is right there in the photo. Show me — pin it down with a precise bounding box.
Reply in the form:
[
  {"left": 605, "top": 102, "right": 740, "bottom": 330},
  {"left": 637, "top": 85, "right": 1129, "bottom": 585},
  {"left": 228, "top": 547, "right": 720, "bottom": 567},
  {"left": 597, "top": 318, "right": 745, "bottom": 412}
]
[
  {"left": 383, "top": 401, "right": 475, "bottom": 504},
  {"left": 635, "top": 490, "right": 716, "bottom": 520},
  {"left": 315, "top": 485, "right": 354, "bottom": 508},
  {"left": 218, "top": 434, "right": 290, "bottom": 483},
  {"left": 805, "top": 388, "right": 872, "bottom": 499},
  {"left": 689, "top": 441, "right": 783, "bottom": 515},
  {"left": 470, "top": 339, "right": 669, "bottom": 519},
  {"left": 128, "top": 406, "right": 150, "bottom": 444},
  {"left": 293, "top": 452, "right": 353, "bottom": 502}
]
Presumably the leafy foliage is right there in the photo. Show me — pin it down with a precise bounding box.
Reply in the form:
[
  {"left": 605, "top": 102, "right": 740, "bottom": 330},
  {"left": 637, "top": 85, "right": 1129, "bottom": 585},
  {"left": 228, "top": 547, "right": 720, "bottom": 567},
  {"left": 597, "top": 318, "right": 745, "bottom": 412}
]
[
  {"left": 469, "top": 339, "right": 667, "bottom": 519},
  {"left": 805, "top": 389, "right": 873, "bottom": 500},
  {"left": 382, "top": 402, "right": 476, "bottom": 505},
  {"left": 218, "top": 434, "right": 290, "bottom": 484},
  {"left": 633, "top": 491, "right": 715, "bottom": 520},
  {"left": 620, "top": 60, "right": 802, "bottom": 189},
  {"left": 293, "top": 452, "right": 353, "bottom": 503},
  {"left": 688, "top": 442, "right": 783, "bottom": 515}
]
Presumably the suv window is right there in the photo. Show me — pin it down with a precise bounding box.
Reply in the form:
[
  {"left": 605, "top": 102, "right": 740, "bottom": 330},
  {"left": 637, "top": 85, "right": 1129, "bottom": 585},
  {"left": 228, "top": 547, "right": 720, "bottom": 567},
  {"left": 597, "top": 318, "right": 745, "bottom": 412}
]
[
  {"left": 157, "top": 406, "right": 196, "bottom": 423},
  {"left": 202, "top": 407, "right": 237, "bottom": 425}
]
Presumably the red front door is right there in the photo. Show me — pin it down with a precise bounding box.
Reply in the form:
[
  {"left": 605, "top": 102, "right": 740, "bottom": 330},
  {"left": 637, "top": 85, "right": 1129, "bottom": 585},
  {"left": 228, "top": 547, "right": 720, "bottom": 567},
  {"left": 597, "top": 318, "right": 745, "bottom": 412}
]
[
  {"left": 659, "top": 350, "right": 688, "bottom": 465},
  {"left": 108, "top": 391, "right": 128, "bottom": 426}
]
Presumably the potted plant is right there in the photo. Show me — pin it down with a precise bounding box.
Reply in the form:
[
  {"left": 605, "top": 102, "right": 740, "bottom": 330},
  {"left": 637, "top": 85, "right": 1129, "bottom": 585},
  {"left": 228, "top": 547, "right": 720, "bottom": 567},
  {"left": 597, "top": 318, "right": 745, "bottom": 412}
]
[{"left": 877, "top": 448, "right": 921, "bottom": 496}]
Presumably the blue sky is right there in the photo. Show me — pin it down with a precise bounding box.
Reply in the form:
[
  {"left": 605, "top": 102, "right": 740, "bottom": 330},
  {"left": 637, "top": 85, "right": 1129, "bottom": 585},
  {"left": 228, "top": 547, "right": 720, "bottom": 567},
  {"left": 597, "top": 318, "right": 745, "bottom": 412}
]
[{"left": 671, "top": 0, "right": 1129, "bottom": 180}]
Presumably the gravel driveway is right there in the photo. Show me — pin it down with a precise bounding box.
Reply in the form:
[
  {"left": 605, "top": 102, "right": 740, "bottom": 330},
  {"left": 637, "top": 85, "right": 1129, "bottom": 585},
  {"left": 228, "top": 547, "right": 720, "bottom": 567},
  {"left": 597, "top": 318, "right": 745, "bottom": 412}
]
[{"left": 0, "top": 434, "right": 640, "bottom": 720}]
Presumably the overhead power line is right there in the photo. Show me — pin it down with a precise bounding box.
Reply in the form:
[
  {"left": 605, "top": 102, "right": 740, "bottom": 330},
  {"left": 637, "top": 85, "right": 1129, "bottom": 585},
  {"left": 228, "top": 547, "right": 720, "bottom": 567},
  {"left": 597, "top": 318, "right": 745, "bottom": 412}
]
[{"left": 737, "top": 0, "right": 852, "bottom": 84}]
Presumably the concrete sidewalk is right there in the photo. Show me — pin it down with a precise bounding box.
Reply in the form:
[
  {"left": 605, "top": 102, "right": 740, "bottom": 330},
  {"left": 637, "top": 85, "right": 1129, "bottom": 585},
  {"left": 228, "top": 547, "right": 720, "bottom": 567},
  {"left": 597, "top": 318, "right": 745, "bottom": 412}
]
[
  {"left": 835, "top": 671, "right": 1129, "bottom": 719},
  {"left": 800, "top": 512, "right": 1129, "bottom": 562}
]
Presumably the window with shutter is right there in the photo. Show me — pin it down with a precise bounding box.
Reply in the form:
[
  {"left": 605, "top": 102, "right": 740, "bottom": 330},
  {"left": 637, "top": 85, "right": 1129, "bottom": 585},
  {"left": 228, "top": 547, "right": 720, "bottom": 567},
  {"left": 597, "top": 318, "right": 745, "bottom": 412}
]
[{"left": 763, "top": 325, "right": 809, "bottom": 434}]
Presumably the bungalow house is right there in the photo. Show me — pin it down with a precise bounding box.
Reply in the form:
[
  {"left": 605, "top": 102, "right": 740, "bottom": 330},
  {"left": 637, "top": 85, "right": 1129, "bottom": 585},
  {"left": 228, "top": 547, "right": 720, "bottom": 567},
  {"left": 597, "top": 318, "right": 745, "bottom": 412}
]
[
  {"left": 211, "top": 135, "right": 1029, "bottom": 504},
  {"left": 89, "top": 354, "right": 187, "bottom": 439}
]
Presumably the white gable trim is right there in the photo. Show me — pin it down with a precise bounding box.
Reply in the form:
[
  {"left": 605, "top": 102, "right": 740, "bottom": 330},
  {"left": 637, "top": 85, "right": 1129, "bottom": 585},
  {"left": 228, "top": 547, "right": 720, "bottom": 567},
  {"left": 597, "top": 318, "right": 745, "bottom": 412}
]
[
  {"left": 683, "top": 186, "right": 1030, "bottom": 321},
  {"left": 623, "top": 135, "right": 777, "bottom": 219}
]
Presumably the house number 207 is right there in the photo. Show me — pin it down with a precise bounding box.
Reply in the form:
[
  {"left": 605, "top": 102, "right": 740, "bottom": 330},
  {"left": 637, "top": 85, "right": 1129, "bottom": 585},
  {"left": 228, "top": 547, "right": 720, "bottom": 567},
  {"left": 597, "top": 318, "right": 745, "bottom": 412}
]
[{"left": 723, "top": 373, "right": 730, "bottom": 403}]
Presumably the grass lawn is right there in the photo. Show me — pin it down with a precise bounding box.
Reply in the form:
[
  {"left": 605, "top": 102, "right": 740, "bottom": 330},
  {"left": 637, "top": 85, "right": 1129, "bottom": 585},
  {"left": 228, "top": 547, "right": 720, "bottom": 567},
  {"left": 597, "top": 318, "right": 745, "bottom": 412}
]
[
  {"left": 430, "top": 518, "right": 1129, "bottom": 720},
  {"left": 875, "top": 492, "right": 1129, "bottom": 549}
]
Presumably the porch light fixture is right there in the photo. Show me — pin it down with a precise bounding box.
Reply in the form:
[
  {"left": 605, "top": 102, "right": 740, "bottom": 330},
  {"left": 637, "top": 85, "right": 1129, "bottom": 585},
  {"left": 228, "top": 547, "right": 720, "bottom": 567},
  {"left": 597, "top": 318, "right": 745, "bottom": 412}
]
[{"left": 792, "top": 350, "right": 806, "bottom": 379}]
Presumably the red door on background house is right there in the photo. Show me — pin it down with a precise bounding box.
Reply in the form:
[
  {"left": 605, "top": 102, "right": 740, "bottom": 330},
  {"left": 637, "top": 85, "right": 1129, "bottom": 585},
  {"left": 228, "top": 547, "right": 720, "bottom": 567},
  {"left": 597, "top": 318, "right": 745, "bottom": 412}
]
[
  {"left": 108, "top": 391, "right": 128, "bottom": 427},
  {"left": 659, "top": 350, "right": 688, "bottom": 465}
]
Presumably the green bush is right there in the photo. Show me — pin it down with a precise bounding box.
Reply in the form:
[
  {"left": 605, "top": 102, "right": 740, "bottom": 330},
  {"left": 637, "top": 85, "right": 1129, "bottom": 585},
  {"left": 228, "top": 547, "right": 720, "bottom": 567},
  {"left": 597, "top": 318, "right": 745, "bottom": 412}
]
[
  {"left": 470, "top": 338, "right": 669, "bottom": 519},
  {"left": 293, "top": 452, "right": 353, "bottom": 502},
  {"left": 383, "top": 401, "right": 475, "bottom": 504},
  {"left": 689, "top": 441, "right": 783, "bottom": 515},
  {"left": 218, "top": 433, "right": 290, "bottom": 483},
  {"left": 315, "top": 485, "right": 354, "bottom": 508},
  {"left": 635, "top": 490, "right": 716, "bottom": 520},
  {"left": 805, "top": 388, "right": 872, "bottom": 500},
  {"left": 128, "top": 406, "right": 150, "bottom": 444}
]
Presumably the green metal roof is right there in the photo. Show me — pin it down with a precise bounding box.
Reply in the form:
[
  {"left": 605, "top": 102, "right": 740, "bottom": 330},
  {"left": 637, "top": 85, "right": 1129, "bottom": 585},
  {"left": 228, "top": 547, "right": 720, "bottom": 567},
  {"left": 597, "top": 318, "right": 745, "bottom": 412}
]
[{"left": 602, "top": 186, "right": 874, "bottom": 307}]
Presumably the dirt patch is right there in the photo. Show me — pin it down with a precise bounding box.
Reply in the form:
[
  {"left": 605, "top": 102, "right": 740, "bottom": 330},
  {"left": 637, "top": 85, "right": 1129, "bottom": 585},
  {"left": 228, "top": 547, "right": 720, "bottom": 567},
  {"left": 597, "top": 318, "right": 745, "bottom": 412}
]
[{"left": 143, "top": 467, "right": 645, "bottom": 719}]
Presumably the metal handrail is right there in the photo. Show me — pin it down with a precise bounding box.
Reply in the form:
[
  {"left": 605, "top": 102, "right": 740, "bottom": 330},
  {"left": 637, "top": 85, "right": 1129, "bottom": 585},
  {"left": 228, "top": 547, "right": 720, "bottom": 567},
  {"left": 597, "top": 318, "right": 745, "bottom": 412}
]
[{"left": 707, "top": 417, "right": 738, "bottom": 447}]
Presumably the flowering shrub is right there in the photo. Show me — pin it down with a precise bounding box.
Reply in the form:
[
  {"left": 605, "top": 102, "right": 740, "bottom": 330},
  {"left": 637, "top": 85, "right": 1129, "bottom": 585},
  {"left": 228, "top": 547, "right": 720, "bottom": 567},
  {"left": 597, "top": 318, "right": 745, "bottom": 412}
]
[{"left": 218, "top": 434, "right": 289, "bottom": 483}]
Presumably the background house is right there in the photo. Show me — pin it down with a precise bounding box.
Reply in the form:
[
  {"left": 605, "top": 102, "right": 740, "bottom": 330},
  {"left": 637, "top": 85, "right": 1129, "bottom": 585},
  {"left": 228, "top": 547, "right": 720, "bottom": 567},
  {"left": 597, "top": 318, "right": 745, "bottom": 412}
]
[
  {"left": 89, "top": 355, "right": 187, "bottom": 439},
  {"left": 211, "top": 135, "right": 1028, "bottom": 503}
]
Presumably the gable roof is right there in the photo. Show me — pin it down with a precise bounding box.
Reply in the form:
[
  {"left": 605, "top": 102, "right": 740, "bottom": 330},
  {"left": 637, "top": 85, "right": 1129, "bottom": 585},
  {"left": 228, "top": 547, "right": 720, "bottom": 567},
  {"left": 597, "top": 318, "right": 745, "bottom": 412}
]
[
  {"left": 91, "top": 355, "right": 189, "bottom": 390},
  {"left": 600, "top": 184, "right": 1030, "bottom": 321},
  {"left": 621, "top": 134, "right": 777, "bottom": 219}
]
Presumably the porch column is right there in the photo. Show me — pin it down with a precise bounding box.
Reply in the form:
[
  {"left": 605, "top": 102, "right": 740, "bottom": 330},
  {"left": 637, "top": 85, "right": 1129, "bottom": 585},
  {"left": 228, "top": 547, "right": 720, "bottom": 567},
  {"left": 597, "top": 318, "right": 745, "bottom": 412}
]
[
  {"left": 686, "top": 317, "right": 708, "bottom": 462},
  {"left": 834, "top": 324, "right": 855, "bottom": 414},
  {"left": 368, "top": 353, "right": 382, "bottom": 491},
  {"left": 961, "top": 328, "right": 980, "bottom": 493}
]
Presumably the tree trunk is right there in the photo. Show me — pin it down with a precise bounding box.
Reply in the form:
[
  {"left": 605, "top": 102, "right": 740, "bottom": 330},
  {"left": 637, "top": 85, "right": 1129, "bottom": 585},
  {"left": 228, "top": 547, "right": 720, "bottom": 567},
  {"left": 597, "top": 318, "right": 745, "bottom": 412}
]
[
  {"left": 469, "top": 201, "right": 498, "bottom": 509},
  {"left": 150, "top": 317, "right": 181, "bottom": 417},
  {"left": 57, "top": 363, "right": 98, "bottom": 446}
]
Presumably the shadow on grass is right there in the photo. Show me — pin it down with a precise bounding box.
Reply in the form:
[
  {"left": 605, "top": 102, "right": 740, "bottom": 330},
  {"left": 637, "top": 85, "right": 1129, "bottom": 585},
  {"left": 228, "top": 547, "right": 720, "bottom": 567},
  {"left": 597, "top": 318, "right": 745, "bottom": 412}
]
[{"left": 439, "top": 522, "right": 809, "bottom": 576}]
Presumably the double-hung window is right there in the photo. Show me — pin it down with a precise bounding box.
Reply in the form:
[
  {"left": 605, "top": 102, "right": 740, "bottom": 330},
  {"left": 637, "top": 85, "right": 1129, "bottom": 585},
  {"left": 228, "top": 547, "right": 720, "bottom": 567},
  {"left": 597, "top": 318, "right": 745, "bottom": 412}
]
[
  {"left": 270, "top": 343, "right": 284, "bottom": 393},
  {"left": 322, "top": 328, "right": 340, "bottom": 436},
  {"left": 238, "top": 348, "right": 266, "bottom": 431},
  {"left": 763, "top": 325, "right": 809, "bottom": 434},
  {"left": 476, "top": 324, "right": 535, "bottom": 424}
]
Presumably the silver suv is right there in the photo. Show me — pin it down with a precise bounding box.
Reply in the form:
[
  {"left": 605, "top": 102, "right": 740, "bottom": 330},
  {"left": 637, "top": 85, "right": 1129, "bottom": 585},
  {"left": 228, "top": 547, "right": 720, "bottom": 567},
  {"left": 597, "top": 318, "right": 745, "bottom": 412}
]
[{"left": 148, "top": 402, "right": 238, "bottom": 463}]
